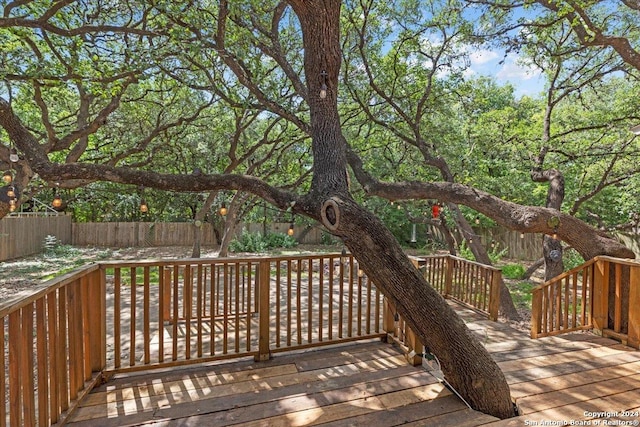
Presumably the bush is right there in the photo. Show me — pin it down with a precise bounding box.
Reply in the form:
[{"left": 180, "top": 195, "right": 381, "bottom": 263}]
[
  {"left": 502, "top": 264, "right": 525, "bottom": 279},
  {"left": 458, "top": 240, "right": 508, "bottom": 264},
  {"left": 229, "top": 232, "right": 298, "bottom": 253},
  {"left": 563, "top": 248, "right": 585, "bottom": 271},
  {"left": 42, "top": 235, "right": 81, "bottom": 257}
]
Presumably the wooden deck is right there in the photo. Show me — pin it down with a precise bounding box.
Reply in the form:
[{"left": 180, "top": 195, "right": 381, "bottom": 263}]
[{"left": 65, "top": 302, "right": 640, "bottom": 427}]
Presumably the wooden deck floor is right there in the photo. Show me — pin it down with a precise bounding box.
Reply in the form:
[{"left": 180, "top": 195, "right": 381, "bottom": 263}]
[{"left": 67, "top": 303, "right": 640, "bottom": 427}]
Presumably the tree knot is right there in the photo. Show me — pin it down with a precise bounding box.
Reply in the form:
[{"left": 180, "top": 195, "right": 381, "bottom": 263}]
[{"left": 320, "top": 197, "right": 341, "bottom": 231}]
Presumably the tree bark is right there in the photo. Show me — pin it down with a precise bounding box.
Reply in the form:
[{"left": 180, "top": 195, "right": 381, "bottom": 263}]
[
  {"left": 290, "top": 0, "right": 515, "bottom": 418},
  {"left": 313, "top": 196, "right": 515, "bottom": 419},
  {"left": 191, "top": 192, "right": 218, "bottom": 258}
]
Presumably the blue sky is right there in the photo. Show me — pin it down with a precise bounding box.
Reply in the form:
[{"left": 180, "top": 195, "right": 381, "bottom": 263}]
[{"left": 466, "top": 48, "right": 546, "bottom": 98}]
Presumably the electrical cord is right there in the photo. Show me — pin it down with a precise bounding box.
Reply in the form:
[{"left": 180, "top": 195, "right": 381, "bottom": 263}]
[{"left": 418, "top": 348, "right": 473, "bottom": 410}]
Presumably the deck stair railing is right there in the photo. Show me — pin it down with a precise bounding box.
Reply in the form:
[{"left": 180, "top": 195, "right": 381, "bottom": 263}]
[
  {"left": 1, "top": 253, "right": 501, "bottom": 426},
  {"left": 530, "top": 256, "right": 640, "bottom": 349}
]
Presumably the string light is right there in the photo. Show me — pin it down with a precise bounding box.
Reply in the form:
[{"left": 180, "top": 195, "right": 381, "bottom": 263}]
[
  {"left": 520, "top": 232, "right": 525, "bottom": 239},
  {"left": 219, "top": 202, "right": 227, "bottom": 216},
  {"left": 319, "top": 70, "right": 328, "bottom": 99},
  {"left": 52, "top": 183, "right": 62, "bottom": 208},
  {"left": 287, "top": 210, "right": 295, "bottom": 236},
  {"left": 6, "top": 186, "right": 15, "bottom": 198},
  {"left": 138, "top": 185, "right": 148, "bottom": 213},
  {"left": 475, "top": 216, "right": 480, "bottom": 225},
  {"left": 9, "top": 151, "right": 19, "bottom": 163},
  {"left": 140, "top": 198, "right": 148, "bottom": 213},
  {"left": 52, "top": 194, "right": 62, "bottom": 208},
  {"left": 2, "top": 171, "right": 12, "bottom": 184}
]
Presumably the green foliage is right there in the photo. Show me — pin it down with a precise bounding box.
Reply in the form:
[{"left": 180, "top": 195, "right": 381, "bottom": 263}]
[
  {"left": 42, "top": 235, "right": 81, "bottom": 257},
  {"left": 508, "top": 281, "right": 535, "bottom": 309},
  {"left": 229, "top": 232, "right": 298, "bottom": 253},
  {"left": 501, "top": 264, "right": 525, "bottom": 280},
  {"left": 458, "top": 240, "right": 508, "bottom": 264},
  {"left": 563, "top": 249, "right": 585, "bottom": 271}
]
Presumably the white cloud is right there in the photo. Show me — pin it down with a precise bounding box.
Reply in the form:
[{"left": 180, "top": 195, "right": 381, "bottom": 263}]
[
  {"left": 495, "top": 55, "right": 542, "bottom": 81},
  {"left": 469, "top": 49, "right": 500, "bottom": 66}
]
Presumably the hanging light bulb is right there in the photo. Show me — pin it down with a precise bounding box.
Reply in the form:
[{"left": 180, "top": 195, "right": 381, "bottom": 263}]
[
  {"left": 2, "top": 171, "right": 12, "bottom": 184},
  {"left": 6, "top": 186, "right": 15, "bottom": 198},
  {"left": 520, "top": 232, "right": 525, "bottom": 239},
  {"left": 9, "top": 199, "right": 16, "bottom": 212},
  {"left": 358, "top": 268, "right": 364, "bottom": 277},
  {"left": 287, "top": 222, "right": 294, "bottom": 236},
  {"left": 319, "top": 70, "right": 328, "bottom": 99},
  {"left": 552, "top": 228, "right": 558, "bottom": 240},
  {"left": 52, "top": 194, "right": 63, "bottom": 208},
  {"left": 51, "top": 182, "right": 62, "bottom": 208},
  {"left": 475, "top": 216, "right": 480, "bottom": 225},
  {"left": 140, "top": 198, "right": 148, "bottom": 213},
  {"left": 9, "top": 152, "right": 19, "bottom": 163},
  {"left": 219, "top": 202, "right": 227, "bottom": 216}
]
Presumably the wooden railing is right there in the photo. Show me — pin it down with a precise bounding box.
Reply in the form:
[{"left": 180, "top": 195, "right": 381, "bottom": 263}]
[
  {"left": 531, "top": 256, "right": 640, "bottom": 349},
  {"left": 383, "top": 254, "right": 502, "bottom": 366},
  {"left": 1, "top": 252, "right": 502, "bottom": 426},
  {"left": 1, "top": 254, "right": 386, "bottom": 426},
  {"left": 411, "top": 255, "right": 502, "bottom": 321},
  {"left": 0, "top": 266, "right": 105, "bottom": 427}
]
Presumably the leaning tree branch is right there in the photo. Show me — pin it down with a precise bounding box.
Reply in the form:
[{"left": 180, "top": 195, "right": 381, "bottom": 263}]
[{"left": 346, "top": 146, "right": 634, "bottom": 260}]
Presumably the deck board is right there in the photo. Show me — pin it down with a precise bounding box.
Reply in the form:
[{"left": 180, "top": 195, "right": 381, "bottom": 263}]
[{"left": 67, "top": 302, "right": 640, "bottom": 427}]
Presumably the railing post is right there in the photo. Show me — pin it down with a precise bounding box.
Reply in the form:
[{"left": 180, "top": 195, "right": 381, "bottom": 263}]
[
  {"left": 488, "top": 269, "right": 501, "bottom": 321},
  {"left": 404, "top": 327, "right": 424, "bottom": 366},
  {"left": 444, "top": 256, "right": 453, "bottom": 298},
  {"left": 256, "top": 260, "right": 271, "bottom": 362},
  {"left": 628, "top": 264, "right": 640, "bottom": 349},
  {"left": 592, "top": 258, "right": 610, "bottom": 334},
  {"left": 88, "top": 269, "right": 106, "bottom": 372},
  {"left": 530, "top": 289, "right": 542, "bottom": 338},
  {"left": 383, "top": 298, "right": 396, "bottom": 340}
]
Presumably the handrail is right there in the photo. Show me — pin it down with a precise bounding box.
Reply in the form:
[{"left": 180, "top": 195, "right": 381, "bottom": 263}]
[
  {"left": 1, "top": 253, "right": 386, "bottom": 426},
  {"left": 530, "top": 256, "right": 640, "bottom": 349},
  {"left": 411, "top": 254, "right": 501, "bottom": 321},
  {"left": 1, "top": 252, "right": 502, "bottom": 426}
]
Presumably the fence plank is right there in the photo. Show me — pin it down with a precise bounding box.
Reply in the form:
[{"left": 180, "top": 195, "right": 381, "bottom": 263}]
[{"left": 0, "top": 214, "right": 71, "bottom": 261}]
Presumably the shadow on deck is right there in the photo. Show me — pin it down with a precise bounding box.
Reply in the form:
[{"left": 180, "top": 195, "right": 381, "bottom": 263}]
[{"left": 67, "top": 302, "right": 640, "bottom": 427}]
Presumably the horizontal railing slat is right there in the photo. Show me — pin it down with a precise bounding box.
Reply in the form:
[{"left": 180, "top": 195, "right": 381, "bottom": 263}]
[{"left": 3, "top": 252, "right": 509, "bottom": 426}]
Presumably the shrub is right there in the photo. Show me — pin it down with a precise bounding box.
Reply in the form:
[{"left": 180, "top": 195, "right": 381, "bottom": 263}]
[
  {"left": 563, "top": 248, "right": 585, "bottom": 271},
  {"left": 42, "top": 235, "right": 80, "bottom": 257},
  {"left": 502, "top": 264, "right": 525, "bottom": 279}
]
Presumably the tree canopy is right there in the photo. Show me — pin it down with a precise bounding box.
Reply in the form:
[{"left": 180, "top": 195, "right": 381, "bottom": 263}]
[{"left": 2, "top": 0, "right": 640, "bottom": 418}]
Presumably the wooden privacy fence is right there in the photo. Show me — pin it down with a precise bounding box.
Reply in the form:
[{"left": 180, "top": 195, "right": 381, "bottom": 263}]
[
  {"left": 71, "top": 222, "right": 327, "bottom": 247},
  {"left": 1, "top": 253, "right": 500, "bottom": 426},
  {"left": 0, "top": 214, "right": 71, "bottom": 261},
  {"left": 531, "top": 256, "right": 640, "bottom": 349}
]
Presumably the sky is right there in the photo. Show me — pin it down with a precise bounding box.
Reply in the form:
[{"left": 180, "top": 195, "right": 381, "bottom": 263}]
[{"left": 466, "top": 48, "right": 546, "bottom": 98}]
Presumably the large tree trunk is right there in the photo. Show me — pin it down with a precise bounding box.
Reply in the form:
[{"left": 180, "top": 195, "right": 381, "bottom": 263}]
[
  {"left": 191, "top": 192, "right": 218, "bottom": 258},
  {"left": 314, "top": 196, "right": 515, "bottom": 419},
  {"left": 289, "top": 0, "right": 515, "bottom": 418}
]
